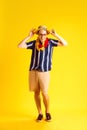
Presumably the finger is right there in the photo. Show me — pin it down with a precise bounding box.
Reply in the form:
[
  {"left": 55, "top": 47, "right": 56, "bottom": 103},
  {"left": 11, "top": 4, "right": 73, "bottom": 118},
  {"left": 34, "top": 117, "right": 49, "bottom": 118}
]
[
  {"left": 52, "top": 29, "right": 55, "bottom": 33},
  {"left": 33, "top": 28, "right": 37, "bottom": 34},
  {"left": 31, "top": 28, "right": 37, "bottom": 34},
  {"left": 50, "top": 30, "right": 53, "bottom": 34}
]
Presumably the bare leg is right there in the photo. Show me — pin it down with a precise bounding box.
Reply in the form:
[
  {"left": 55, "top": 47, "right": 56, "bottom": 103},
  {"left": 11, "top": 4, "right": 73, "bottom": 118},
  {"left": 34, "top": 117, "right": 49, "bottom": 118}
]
[
  {"left": 42, "top": 92, "right": 52, "bottom": 120},
  {"left": 34, "top": 90, "right": 42, "bottom": 114},
  {"left": 42, "top": 92, "right": 49, "bottom": 113}
]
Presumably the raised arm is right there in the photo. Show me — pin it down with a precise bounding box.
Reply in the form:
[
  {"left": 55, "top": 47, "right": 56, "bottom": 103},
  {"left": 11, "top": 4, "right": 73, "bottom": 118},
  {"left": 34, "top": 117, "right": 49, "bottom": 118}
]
[
  {"left": 18, "top": 28, "right": 36, "bottom": 48},
  {"left": 50, "top": 29, "right": 68, "bottom": 46}
]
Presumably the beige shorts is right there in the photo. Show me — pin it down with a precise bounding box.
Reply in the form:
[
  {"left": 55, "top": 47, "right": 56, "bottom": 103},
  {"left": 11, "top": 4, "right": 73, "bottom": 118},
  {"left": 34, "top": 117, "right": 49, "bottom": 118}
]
[{"left": 29, "top": 70, "right": 50, "bottom": 93}]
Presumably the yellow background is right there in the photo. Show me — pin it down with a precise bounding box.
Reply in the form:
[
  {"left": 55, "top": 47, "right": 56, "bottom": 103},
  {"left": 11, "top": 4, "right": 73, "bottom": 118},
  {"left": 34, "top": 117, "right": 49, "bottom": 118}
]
[{"left": 0, "top": 0, "right": 87, "bottom": 129}]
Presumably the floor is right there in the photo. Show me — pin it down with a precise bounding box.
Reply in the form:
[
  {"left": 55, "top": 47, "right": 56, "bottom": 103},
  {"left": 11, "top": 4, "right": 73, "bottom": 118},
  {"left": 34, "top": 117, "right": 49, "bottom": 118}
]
[{"left": 0, "top": 110, "right": 87, "bottom": 130}]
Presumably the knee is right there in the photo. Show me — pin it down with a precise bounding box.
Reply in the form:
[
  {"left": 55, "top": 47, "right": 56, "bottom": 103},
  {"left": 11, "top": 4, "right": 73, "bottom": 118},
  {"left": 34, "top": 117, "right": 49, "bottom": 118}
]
[
  {"left": 34, "top": 90, "right": 40, "bottom": 96},
  {"left": 42, "top": 91, "right": 48, "bottom": 97}
]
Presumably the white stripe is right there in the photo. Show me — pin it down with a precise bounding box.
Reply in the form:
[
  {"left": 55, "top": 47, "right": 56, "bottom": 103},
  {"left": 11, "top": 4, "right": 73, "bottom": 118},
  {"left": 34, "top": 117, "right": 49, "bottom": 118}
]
[
  {"left": 31, "top": 48, "right": 36, "bottom": 70},
  {"left": 27, "top": 43, "right": 33, "bottom": 47},
  {"left": 50, "top": 47, "right": 53, "bottom": 69},
  {"left": 50, "top": 40, "right": 58, "bottom": 45},
  {"left": 47, "top": 44, "right": 50, "bottom": 71},
  {"left": 42, "top": 50, "right": 45, "bottom": 71},
  {"left": 35, "top": 51, "right": 40, "bottom": 69}
]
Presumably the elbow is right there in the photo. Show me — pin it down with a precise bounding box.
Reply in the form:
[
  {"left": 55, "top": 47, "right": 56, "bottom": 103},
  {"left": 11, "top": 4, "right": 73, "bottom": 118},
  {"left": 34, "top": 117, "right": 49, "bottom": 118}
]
[
  {"left": 59, "top": 41, "right": 68, "bottom": 46},
  {"left": 62, "top": 40, "right": 68, "bottom": 46},
  {"left": 17, "top": 44, "right": 27, "bottom": 49},
  {"left": 64, "top": 41, "right": 68, "bottom": 46},
  {"left": 17, "top": 43, "right": 23, "bottom": 48},
  {"left": 17, "top": 44, "right": 21, "bottom": 48}
]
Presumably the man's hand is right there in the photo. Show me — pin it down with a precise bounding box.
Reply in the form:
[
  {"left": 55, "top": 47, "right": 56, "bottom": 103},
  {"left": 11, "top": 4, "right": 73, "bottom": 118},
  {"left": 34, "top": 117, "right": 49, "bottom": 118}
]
[
  {"left": 18, "top": 28, "right": 37, "bottom": 49},
  {"left": 28, "top": 28, "right": 36, "bottom": 38},
  {"left": 50, "top": 29, "right": 57, "bottom": 36},
  {"left": 50, "top": 29, "right": 68, "bottom": 46}
]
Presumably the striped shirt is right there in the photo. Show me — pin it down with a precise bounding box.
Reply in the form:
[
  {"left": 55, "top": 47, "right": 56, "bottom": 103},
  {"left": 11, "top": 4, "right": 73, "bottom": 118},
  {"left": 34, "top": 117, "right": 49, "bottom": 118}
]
[{"left": 26, "top": 39, "right": 59, "bottom": 72}]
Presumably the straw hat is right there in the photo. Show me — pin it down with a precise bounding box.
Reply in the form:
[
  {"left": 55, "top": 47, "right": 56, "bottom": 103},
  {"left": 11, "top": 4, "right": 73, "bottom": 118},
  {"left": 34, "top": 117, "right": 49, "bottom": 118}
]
[{"left": 36, "top": 25, "right": 50, "bottom": 35}]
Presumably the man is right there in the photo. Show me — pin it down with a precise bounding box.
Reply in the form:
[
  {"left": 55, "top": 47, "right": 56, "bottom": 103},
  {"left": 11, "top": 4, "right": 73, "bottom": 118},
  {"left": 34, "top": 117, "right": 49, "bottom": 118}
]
[{"left": 18, "top": 25, "right": 67, "bottom": 121}]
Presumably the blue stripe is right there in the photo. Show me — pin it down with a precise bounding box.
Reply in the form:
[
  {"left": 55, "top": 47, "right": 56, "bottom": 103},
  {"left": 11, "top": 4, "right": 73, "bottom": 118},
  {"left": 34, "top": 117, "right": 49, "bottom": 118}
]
[
  {"left": 49, "top": 45, "right": 53, "bottom": 70},
  {"left": 28, "top": 39, "right": 58, "bottom": 71},
  {"left": 44, "top": 47, "right": 48, "bottom": 71},
  {"left": 38, "top": 50, "right": 43, "bottom": 71}
]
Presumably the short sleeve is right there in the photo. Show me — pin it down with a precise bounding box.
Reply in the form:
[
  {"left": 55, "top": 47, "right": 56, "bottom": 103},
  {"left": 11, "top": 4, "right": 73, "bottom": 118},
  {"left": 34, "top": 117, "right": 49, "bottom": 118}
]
[
  {"left": 50, "top": 39, "right": 59, "bottom": 47},
  {"left": 26, "top": 40, "right": 36, "bottom": 49}
]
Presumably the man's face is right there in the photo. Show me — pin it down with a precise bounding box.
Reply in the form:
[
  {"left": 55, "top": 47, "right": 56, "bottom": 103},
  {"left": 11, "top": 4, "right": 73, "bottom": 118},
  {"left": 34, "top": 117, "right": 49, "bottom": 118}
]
[{"left": 38, "top": 29, "right": 47, "bottom": 43}]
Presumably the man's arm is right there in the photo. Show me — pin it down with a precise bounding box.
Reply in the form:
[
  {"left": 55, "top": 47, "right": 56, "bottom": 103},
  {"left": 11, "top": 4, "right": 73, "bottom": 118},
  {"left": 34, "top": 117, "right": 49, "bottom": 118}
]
[
  {"left": 18, "top": 28, "right": 36, "bottom": 48},
  {"left": 50, "top": 30, "right": 68, "bottom": 46}
]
